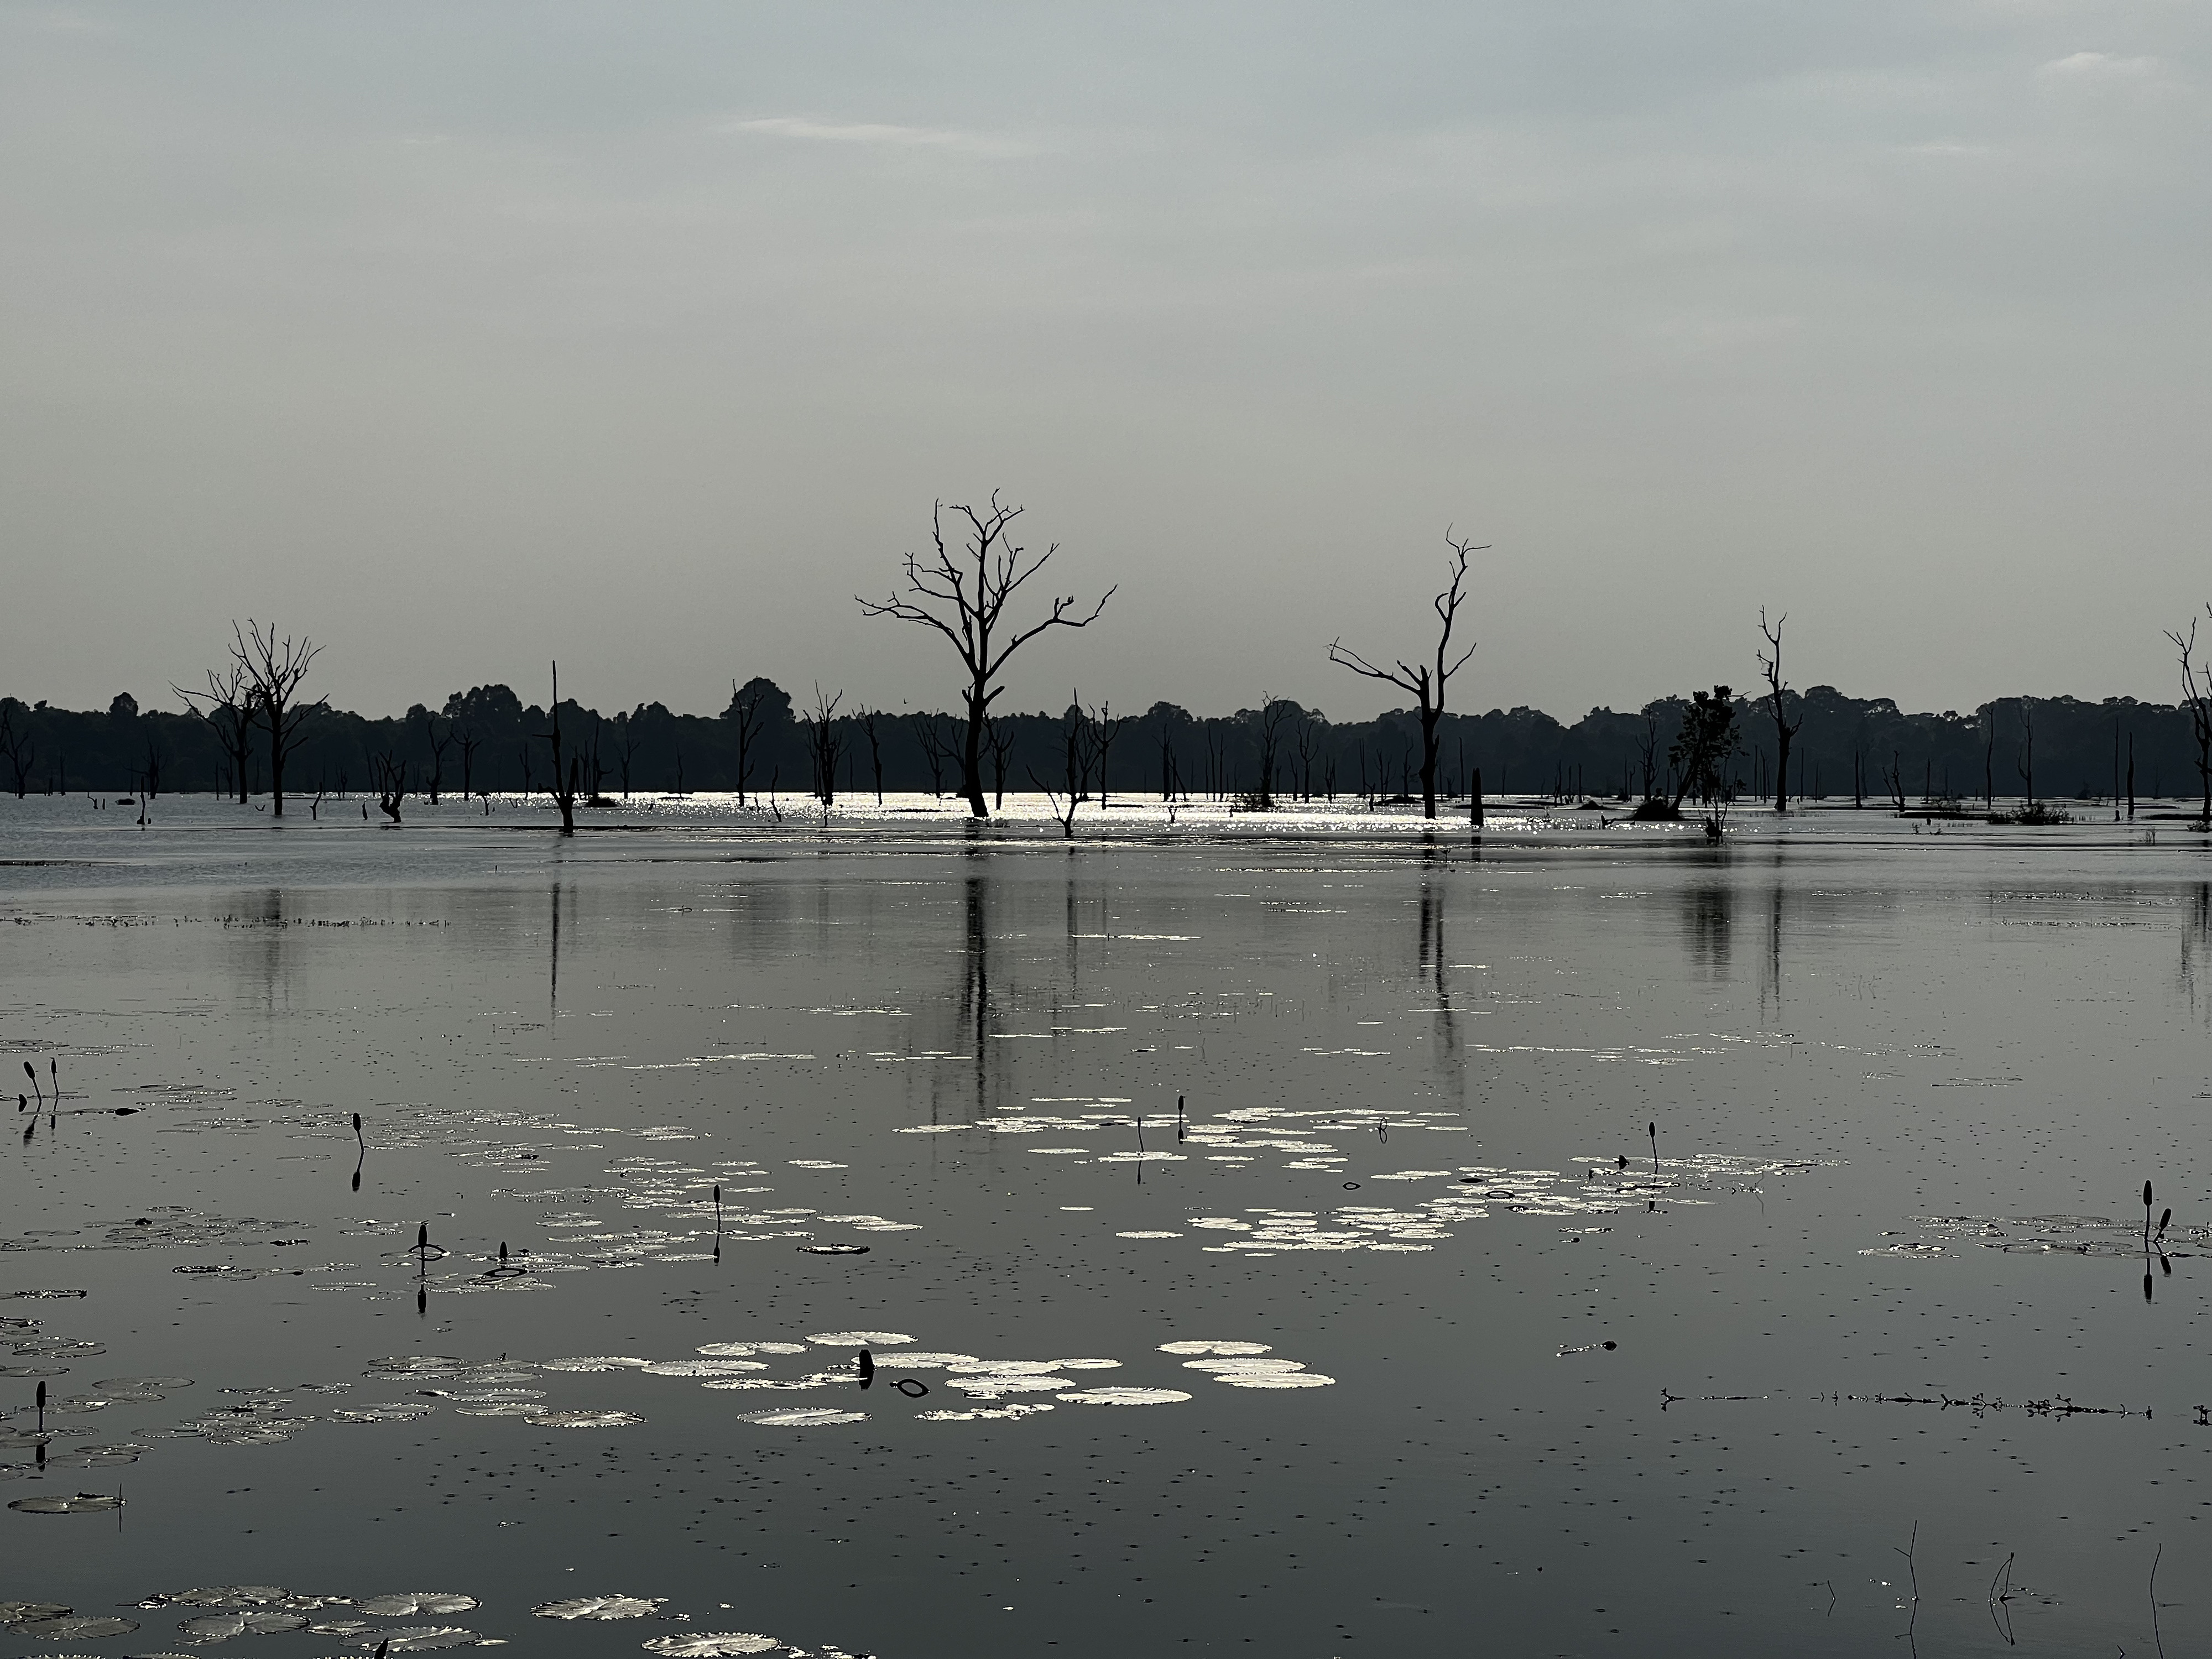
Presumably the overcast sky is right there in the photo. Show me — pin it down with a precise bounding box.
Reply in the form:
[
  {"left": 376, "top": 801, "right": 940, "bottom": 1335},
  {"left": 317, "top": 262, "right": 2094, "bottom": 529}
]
[{"left": 3, "top": 1, "right": 2206, "bottom": 722}]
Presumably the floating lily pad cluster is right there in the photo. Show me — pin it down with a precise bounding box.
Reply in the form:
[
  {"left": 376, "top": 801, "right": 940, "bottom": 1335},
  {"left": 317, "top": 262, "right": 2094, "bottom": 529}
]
[
  {"left": 117, "top": 1585, "right": 488, "bottom": 1648},
  {"left": 1864, "top": 1211, "right": 2209, "bottom": 1259},
  {"left": 1166, "top": 1152, "right": 1824, "bottom": 1255}
]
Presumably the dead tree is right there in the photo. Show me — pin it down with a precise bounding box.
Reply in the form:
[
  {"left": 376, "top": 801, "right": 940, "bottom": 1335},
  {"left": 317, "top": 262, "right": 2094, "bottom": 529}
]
[
  {"left": 1327, "top": 530, "right": 1484, "bottom": 819},
  {"left": 1881, "top": 752, "right": 1907, "bottom": 813},
  {"left": 0, "top": 704, "right": 34, "bottom": 799},
  {"left": 856, "top": 708, "right": 886, "bottom": 804},
  {"left": 1253, "top": 697, "right": 1298, "bottom": 808},
  {"left": 538, "top": 662, "right": 582, "bottom": 834},
  {"left": 1091, "top": 703, "right": 1128, "bottom": 808},
  {"left": 417, "top": 709, "right": 452, "bottom": 804},
  {"left": 802, "top": 685, "right": 845, "bottom": 808},
  {"left": 2016, "top": 697, "right": 2037, "bottom": 807},
  {"left": 372, "top": 749, "right": 410, "bottom": 823},
  {"left": 858, "top": 493, "right": 1114, "bottom": 818},
  {"left": 2168, "top": 611, "right": 2212, "bottom": 825},
  {"left": 612, "top": 716, "right": 641, "bottom": 800},
  {"left": 1756, "top": 609, "right": 1802, "bottom": 812},
  {"left": 911, "top": 713, "right": 952, "bottom": 798},
  {"left": 726, "top": 680, "right": 769, "bottom": 807},
  {"left": 454, "top": 723, "right": 483, "bottom": 799},
  {"left": 229, "top": 621, "right": 325, "bottom": 817},
  {"left": 175, "top": 665, "right": 255, "bottom": 803},
  {"left": 1030, "top": 695, "right": 1098, "bottom": 839},
  {"left": 140, "top": 728, "right": 165, "bottom": 799},
  {"left": 985, "top": 716, "right": 1015, "bottom": 808}
]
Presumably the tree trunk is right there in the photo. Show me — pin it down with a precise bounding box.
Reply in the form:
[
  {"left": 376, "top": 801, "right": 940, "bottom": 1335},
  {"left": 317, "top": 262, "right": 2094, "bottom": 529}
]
[
  {"left": 1418, "top": 703, "right": 1441, "bottom": 819},
  {"left": 961, "top": 688, "right": 989, "bottom": 818},
  {"left": 1774, "top": 723, "right": 1792, "bottom": 812}
]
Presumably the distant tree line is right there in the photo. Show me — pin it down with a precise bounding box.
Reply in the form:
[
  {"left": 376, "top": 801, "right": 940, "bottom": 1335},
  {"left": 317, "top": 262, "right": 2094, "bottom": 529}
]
[
  {"left": 2, "top": 679, "right": 2202, "bottom": 813},
  {"left": 4, "top": 499, "right": 2209, "bottom": 828}
]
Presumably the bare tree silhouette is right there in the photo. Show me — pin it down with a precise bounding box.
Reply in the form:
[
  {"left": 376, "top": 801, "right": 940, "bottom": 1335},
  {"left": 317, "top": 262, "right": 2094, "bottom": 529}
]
[
  {"left": 0, "top": 703, "right": 35, "bottom": 799},
  {"left": 1327, "top": 530, "right": 1484, "bottom": 819},
  {"left": 416, "top": 708, "right": 452, "bottom": 804},
  {"left": 539, "top": 662, "right": 582, "bottom": 834},
  {"left": 855, "top": 708, "right": 886, "bottom": 805},
  {"left": 985, "top": 715, "right": 1015, "bottom": 808},
  {"left": 175, "top": 665, "right": 255, "bottom": 803},
  {"left": 911, "top": 713, "right": 953, "bottom": 798},
  {"left": 802, "top": 684, "right": 845, "bottom": 807},
  {"left": 611, "top": 714, "right": 641, "bottom": 801},
  {"left": 726, "top": 680, "right": 770, "bottom": 807},
  {"left": 1030, "top": 693, "right": 1099, "bottom": 839},
  {"left": 2168, "top": 611, "right": 2212, "bottom": 825},
  {"left": 1253, "top": 696, "right": 1298, "bottom": 808},
  {"left": 372, "top": 749, "right": 410, "bottom": 823},
  {"left": 229, "top": 621, "right": 324, "bottom": 817},
  {"left": 454, "top": 722, "right": 483, "bottom": 800},
  {"left": 858, "top": 493, "right": 1114, "bottom": 818},
  {"left": 1757, "top": 609, "right": 1802, "bottom": 812}
]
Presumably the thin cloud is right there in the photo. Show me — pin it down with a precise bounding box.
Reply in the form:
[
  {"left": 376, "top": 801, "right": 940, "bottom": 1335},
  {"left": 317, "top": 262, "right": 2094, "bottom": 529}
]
[
  {"left": 719, "top": 116, "right": 1028, "bottom": 156},
  {"left": 2037, "top": 50, "right": 2161, "bottom": 80}
]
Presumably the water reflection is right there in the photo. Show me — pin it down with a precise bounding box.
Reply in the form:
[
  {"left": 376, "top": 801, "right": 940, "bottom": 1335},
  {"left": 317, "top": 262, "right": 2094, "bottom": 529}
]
[
  {"left": 1681, "top": 874, "right": 1731, "bottom": 980},
  {"left": 2179, "top": 881, "right": 2210, "bottom": 1022},
  {"left": 1416, "top": 837, "right": 1461, "bottom": 1070}
]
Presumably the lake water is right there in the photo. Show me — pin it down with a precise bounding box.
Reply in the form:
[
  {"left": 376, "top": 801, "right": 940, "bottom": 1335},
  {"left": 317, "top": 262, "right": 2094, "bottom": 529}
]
[{"left": 3, "top": 792, "right": 2209, "bottom": 1657}]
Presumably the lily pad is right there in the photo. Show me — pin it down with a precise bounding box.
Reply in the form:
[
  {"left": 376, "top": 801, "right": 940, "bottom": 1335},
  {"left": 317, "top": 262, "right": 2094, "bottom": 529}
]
[
  {"left": 639, "top": 1637, "right": 782, "bottom": 1657},
  {"left": 344, "top": 1626, "right": 475, "bottom": 1651},
  {"left": 734, "top": 1408, "right": 867, "bottom": 1426},
  {"left": 1157, "top": 1340, "right": 1272, "bottom": 1356},
  {"left": 178, "top": 1611, "right": 308, "bottom": 1641},
  {"left": 536, "top": 1358, "right": 649, "bottom": 1373},
  {"left": 639, "top": 1360, "right": 764, "bottom": 1377},
  {"left": 9, "top": 1493, "right": 123, "bottom": 1514},
  {"left": 326, "top": 1404, "right": 432, "bottom": 1423},
  {"left": 0, "top": 1606, "right": 72, "bottom": 1627},
  {"left": 525, "top": 1410, "right": 644, "bottom": 1429},
  {"left": 1055, "top": 1387, "right": 1193, "bottom": 1406},
  {"left": 531, "top": 1597, "right": 664, "bottom": 1621},
  {"left": 804, "top": 1332, "right": 911, "bottom": 1346},
  {"left": 358, "top": 1597, "right": 477, "bottom": 1619},
  {"left": 17, "top": 1617, "right": 138, "bottom": 1640}
]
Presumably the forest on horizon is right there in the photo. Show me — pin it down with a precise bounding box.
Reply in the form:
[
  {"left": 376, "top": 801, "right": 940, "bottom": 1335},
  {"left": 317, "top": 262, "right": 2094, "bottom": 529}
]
[{"left": 0, "top": 677, "right": 2201, "bottom": 811}]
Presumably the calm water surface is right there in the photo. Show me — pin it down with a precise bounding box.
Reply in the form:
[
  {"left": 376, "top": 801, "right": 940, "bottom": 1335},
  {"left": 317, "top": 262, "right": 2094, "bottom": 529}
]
[{"left": 3, "top": 794, "right": 2210, "bottom": 1656}]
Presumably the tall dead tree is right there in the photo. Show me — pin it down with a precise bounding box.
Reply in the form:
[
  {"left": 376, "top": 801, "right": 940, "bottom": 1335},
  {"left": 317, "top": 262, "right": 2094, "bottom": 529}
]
[
  {"left": 611, "top": 716, "right": 641, "bottom": 800},
  {"left": 372, "top": 749, "right": 410, "bottom": 824},
  {"left": 416, "top": 708, "right": 452, "bottom": 804},
  {"left": 1253, "top": 697, "right": 1298, "bottom": 808},
  {"left": 1030, "top": 694, "right": 1099, "bottom": 839},
  {"left": 911, "top": 713, "right": 953, "bottom": 798},
  {"left": 539, "top": 662, "right": 582, "bottom": 834},
  {"left": 0, "top": 703, "right": 35, "bottom": 799},
  {"left": 1756, "top": 609, "right": 1801, "bottom": 812},
  {"left": 454, "top": 723, "right": 483, "bottom": 799},
  {"left": 801, "top": 685, "right": 845, "bottom": 808},
  {"left": 2168, "top": 610, "right": 2212, "bottom": 825},
  {"left": 858, "top": 493, "right": 1114, "bottom": 818},
  {"left": 175, "top": 665, "right": 255, "bottom": 803},
  {"left": 1327, "top": 530, "right": 1484, "bottom": 820},
  {"left": 726, "top": 680, "right": 769, "bottom": 807},
  {"left": 229, "top": 621, "right": 324, "bottom": 817},
  {"left": 856, "top": 708, "right": 886, "bottom": 805},
  {"left": 985, "top": 716, "right": 1015, "bottom": 808}
]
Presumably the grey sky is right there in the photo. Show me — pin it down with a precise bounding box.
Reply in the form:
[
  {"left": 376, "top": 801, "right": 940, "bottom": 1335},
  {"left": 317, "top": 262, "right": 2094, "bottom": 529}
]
[{"left": 3, "top": 1, "right": 2206, "bottom": 722}]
